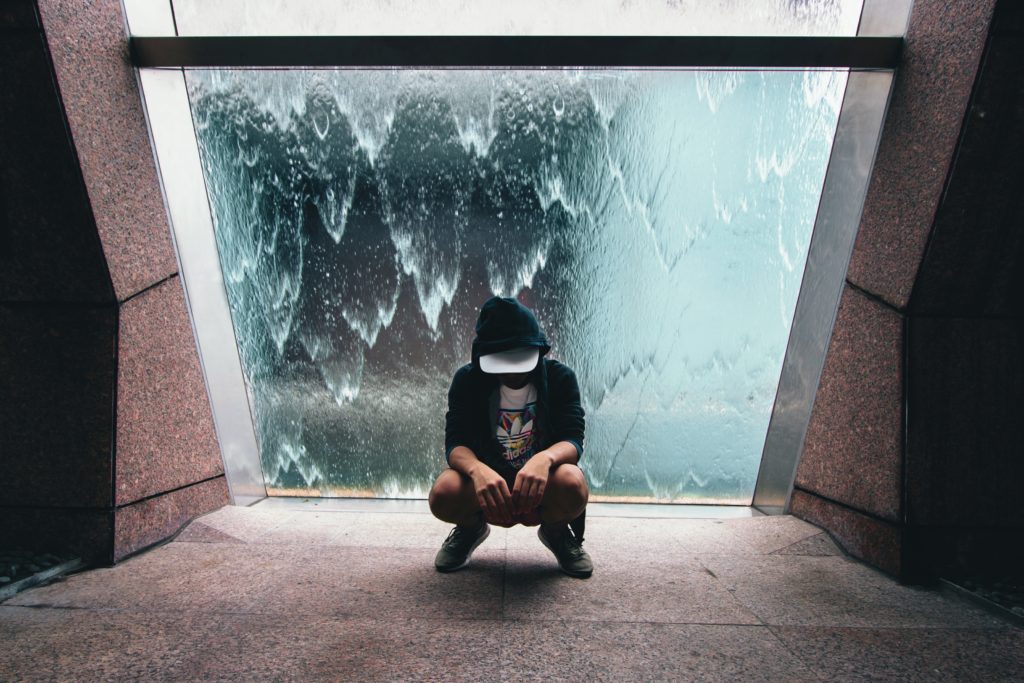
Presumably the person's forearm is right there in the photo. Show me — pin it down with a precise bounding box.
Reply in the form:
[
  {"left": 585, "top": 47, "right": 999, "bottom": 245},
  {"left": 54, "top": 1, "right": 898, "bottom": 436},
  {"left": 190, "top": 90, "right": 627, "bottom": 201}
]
[
  {"left": 532, "top": 441, "right": 579, "bottom": 469},
  {"left": 448, "top": 445, "right": 490, "bottom": 478}
]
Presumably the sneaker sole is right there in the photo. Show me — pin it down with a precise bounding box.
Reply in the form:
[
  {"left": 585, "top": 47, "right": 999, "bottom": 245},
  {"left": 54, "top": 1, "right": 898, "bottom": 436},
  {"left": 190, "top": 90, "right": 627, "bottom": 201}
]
[
  {"left": 435, "top": 524, "right": 490, "bottom": 573},
  {"left": 537, "top": 527, "right": 593, "bottom": 579}
]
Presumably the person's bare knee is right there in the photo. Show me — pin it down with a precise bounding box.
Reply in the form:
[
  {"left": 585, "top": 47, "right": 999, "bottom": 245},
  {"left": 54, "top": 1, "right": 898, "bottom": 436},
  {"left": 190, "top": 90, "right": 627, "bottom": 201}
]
[
  {"left": 541, "top": 464, "right": 588, "bottom": 523},
  {"left": 429, "top": 469, "right": 479, "bottom": 524}
]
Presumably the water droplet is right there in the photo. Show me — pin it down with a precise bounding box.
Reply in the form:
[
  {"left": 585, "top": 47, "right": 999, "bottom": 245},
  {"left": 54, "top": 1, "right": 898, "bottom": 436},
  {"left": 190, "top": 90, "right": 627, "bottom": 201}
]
[{"left": 552, "top": 96, "right": 565, "bottom": 118}]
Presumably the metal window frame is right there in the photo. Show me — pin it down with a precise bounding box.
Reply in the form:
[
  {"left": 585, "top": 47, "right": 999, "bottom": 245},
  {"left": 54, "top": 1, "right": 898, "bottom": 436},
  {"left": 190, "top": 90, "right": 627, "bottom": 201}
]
[
  {"left": 125, "top": 0, "right": 911, "bottom": 510},
  {"left": 129, "top": 35, "right": 901, "bottom": 69}
]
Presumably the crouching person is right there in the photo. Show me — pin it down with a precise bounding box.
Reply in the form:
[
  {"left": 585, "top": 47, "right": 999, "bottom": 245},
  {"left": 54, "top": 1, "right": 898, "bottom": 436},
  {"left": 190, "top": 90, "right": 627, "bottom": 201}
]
[{"left": 429, "top": 296, "right": 592, "bottom": 578}]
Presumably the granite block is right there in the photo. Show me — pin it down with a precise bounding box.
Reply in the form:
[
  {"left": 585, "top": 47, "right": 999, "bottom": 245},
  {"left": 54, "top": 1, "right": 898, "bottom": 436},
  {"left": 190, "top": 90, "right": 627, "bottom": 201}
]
[
  {"left": 504, "top": 515, "right": 823, "bottom": 559},
  {"left": 771, "top": 532, "right": 842, "bottom": 557},
  {"left": 503, "top": 549, "right": 760, "bottom": 625},
  {"left": 506, "top": 516, "right": 742, "bottom": 559},
  {"left": 795, "top": 287, "right": 904, "bottom": 521},
  {"left": 37, "top": 0, "right": 177, "bottom": 300},
  {"left": 178, "top": 505, "right": 473, "bottom": 549},
  {"left": 268, "top": 545, "right": 506, "bottom": 620},
  {"left": 198, "top": 509, "right": 357, "bottom": 547},
  {"left": 0, "top": 34, "right": 112, "bottom": 303},
  {"left": 499, "top": 622, "right": 817, "bottom": 682},
  {"left": 771, "top": 626, "right": 1024, "bottom": 682},
  {"left": 699, "top": 553, "right": 1002, "bottom": 628},
  {"left": 0, "top": 608, "right": 499, "bottom": 682},
  {"left": 327, "top": 510, "right": 463, "bottom": 548},
  {"left": 11, "top": 542, "right": 507, "bottom": 620},
  {"left": 237, "top": 508, "right": 456, "bottom": 548},
  {"left": 0, "top": 607, "right": 194, "bottom": 681},
  {"left": 846, "top": 0, "right": 997, "bottom": 308},
  {"left": 173, "top": 504, "right": 312, "bottom": 544},
  {"left": 0, "top": 304, "right": 115, "bottom": 508},
  {"left": 114, "top": 476, "right": 229, "bottom": 560},
  {"left": 173, "top": 520, "right": 245, "bottom": 544},
  {"left": 0, "top": 507, "right": 112, "bottom": 566},
  {"left": 909, "top": 34, "right": 1024, "bottom": 317},
  {"left": 10, "top": 542, "right": 298, "bottom": 614},
  {"left": 789, "top": 489, "right": 902, "bottom": 576},
  {"left": 718, "top": 515, "right": 826, "bottom": 555},
  {"left": 115, "top": 280, "right": 223, "bottom": 506},
  {"left": 906, "top": 317, "right": 1024, "bottom": 527}
]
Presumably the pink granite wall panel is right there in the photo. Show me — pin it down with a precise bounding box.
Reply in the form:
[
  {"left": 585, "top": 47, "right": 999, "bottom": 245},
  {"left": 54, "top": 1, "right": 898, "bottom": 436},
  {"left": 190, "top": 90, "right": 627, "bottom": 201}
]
[
  {"left": 795, "top": 286, "right": 903, "bottom": 522},
  {"left": 116, "top": 279, "right": 223, "bottom": 506},
  {"left": 114, "top": 477, "right": 229, "bottom": 560},
  {"left": 845, "top": 0, "right": 996, "bottom": 309},
  {"left": 36, "top": 0, "right": 177, "bottom": 300},
  {"left": 789, "top": 489, "right": 902, "bottom": 576}
]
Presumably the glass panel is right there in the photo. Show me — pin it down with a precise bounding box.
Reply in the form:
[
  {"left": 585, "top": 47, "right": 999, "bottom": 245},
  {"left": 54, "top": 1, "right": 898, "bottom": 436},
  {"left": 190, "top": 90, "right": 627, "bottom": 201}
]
[
  {"left": 171, "top": 0, "right": 864, "bottom": 37},
  {"left": 187, "top": 68, "right": 846, "bottom": 502}
]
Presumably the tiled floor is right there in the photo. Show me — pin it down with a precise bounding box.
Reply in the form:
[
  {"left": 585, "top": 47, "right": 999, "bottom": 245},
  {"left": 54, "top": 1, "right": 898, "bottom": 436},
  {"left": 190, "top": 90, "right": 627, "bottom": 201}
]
[{"left": 1, "top": 502, "right": 1021, "bottom": 681}]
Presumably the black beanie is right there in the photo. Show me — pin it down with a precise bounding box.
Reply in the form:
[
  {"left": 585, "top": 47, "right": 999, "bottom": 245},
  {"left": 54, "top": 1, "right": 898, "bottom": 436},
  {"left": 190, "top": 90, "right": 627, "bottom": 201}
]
[{"left": 471, "top": 297, "right": 551, "bottom": 368}]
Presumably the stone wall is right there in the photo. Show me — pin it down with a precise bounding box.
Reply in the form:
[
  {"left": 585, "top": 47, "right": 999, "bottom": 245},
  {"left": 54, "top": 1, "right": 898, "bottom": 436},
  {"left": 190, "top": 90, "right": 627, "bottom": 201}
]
[
  {"left": 790, "top": 0, "right": 1024, "bottom": 580},
  {"left": 0, "top": 0, "right": 228, "bottom": 565}
]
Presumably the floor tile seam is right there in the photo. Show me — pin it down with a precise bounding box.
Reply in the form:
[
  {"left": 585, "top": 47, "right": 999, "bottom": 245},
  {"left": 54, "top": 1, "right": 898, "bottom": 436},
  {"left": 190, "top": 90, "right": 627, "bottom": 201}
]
[
  {"left": 761, "top": 531, "right": 830, "bottom": 555},
  {"left": 500, "top": 617, "right": 772, "bottom": 627},
  {"left": 257, "top": 510, "right": 436, "bottom": 516},
  {"left": 689, "top": 551, "right": 850, "bottom": 559},
  {"left": 170, "top": 540, "right": 451, "bottom": 549},
  {"left": 752, "top": 620, "right": 1009, "bottom": 630},
  {"left": 693, "top": 555, "right": 768, "bottom": 627},
  {"left": 764, "top": 624, "right": 1022, "bottom": 633},
  {"left": 166, "top": 539, "right": 454, "bottom": 549},
  {"left": 760, "top": 620, "right": 833, "bottom": 681},
  {"left": 500, "top": 528, "right": 509, "bottom": 623},
  {"left": 0, "top": 603, "right": 508, "bottom": 623}
]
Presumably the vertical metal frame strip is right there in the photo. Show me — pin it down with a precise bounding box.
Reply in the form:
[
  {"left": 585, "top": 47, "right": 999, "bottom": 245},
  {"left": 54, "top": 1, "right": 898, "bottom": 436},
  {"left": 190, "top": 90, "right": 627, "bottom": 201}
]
[
  {"left": 137, "top": 68, "right": 267, "bottom": 505},
  {"left": 752, "top": 0, "right": 911, "bottom": 512},
  {"left": 752, "top": 70, "right": 894, "bottom": 512}
]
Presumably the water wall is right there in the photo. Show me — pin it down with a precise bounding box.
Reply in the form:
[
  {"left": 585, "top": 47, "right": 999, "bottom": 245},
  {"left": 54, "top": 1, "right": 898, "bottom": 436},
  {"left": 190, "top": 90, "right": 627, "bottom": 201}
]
[{"left": 188, "top": 68, "right": 846, "bottom": 502}]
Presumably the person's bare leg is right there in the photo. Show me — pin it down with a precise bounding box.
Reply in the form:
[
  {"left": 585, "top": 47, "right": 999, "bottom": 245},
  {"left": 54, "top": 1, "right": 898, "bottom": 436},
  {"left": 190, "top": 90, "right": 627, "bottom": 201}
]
[
  {"left": 428, "top": 468, "right": 481, "bottom": 527},
  {"left": 430, "top": 469, "right": 492, "bottom": 572},
  {"left": 539, "top": 463, "right": 588, "bottom": 525}
]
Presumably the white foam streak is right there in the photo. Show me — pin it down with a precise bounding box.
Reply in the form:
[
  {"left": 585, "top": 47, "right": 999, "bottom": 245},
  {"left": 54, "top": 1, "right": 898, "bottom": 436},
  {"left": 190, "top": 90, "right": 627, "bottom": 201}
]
[
  {"left": 487, "top": 239, "right": 550, "bottom": 297},
  {"left": 695, "top": 71, "right": 742, "bottom": 114},
  {"left": 314, "top": 175, "right": 357, "bottom": 243},
  {"left": 534, "top": 164, "right": 581, "bottom": 218},
  {"left": 452, "top": 88, "right": 499, "bottom": 158},
  {"left": 340, "top": 283, "right": 401, "bottom": 348}
]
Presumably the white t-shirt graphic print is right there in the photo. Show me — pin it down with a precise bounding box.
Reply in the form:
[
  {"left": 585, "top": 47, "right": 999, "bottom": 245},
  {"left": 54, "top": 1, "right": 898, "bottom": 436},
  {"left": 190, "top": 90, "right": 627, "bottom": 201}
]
[{"left": 496, "top": 383, "right": 538, "bottom": 470}]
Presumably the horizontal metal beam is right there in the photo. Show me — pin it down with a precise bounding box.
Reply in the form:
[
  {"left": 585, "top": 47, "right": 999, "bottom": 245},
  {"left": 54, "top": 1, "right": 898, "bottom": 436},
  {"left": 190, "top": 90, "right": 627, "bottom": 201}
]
[{"left": 131, "top": 35, "right": 902, "bottom": 69}]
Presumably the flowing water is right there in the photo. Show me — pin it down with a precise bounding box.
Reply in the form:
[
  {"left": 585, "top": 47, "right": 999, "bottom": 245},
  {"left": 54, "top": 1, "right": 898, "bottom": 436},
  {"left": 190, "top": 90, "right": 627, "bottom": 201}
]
[{"left": 188, "top": 68, "right": 845, "bottom": 502}]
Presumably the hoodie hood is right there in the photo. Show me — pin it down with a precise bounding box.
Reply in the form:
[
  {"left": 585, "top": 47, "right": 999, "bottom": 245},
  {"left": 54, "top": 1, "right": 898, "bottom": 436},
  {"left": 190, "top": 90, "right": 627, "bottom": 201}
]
[{"left": 471, "top": 296, "right": 551, "bottom": 369}]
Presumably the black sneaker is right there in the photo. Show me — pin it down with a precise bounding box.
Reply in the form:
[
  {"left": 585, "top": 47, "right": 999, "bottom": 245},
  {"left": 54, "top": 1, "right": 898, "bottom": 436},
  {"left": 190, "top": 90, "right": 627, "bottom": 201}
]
[
  {"left": 434, "top": 520, "right": 490, "bottom": 572},
  {"left": 538, "top": 524, "right": 594, "bottom": 578}
]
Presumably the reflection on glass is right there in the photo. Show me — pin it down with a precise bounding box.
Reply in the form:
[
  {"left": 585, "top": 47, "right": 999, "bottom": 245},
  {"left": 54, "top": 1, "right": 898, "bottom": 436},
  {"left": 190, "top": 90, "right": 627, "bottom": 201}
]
[
  {"left": 188, "top": 68, "right": 846, "bottom": 502},
  {"left": 172, "top": 0, "right": 863, "bottom": 37}
]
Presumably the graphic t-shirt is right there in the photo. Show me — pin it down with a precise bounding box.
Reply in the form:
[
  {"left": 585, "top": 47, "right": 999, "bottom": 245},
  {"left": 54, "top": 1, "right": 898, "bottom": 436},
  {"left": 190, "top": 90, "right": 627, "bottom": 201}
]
[{"left": 496, "top": 383, "right": 538, "bottom": 470}]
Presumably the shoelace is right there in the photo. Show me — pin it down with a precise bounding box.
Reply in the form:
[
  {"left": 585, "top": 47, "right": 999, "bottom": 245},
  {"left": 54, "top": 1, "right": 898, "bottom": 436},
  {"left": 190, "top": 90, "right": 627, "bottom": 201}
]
[
  {"left": 555, "top": 531, "right": 586, "bottom": 559},
  {"left": 443, "top": 525, "right": 478, "bottom": 549}
]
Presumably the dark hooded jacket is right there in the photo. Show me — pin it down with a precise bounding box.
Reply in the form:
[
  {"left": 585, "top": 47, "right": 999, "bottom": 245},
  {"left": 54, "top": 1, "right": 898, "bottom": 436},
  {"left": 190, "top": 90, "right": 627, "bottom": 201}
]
[{"left": 444, "top": 297, "right": 585, "bottom": 480}]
